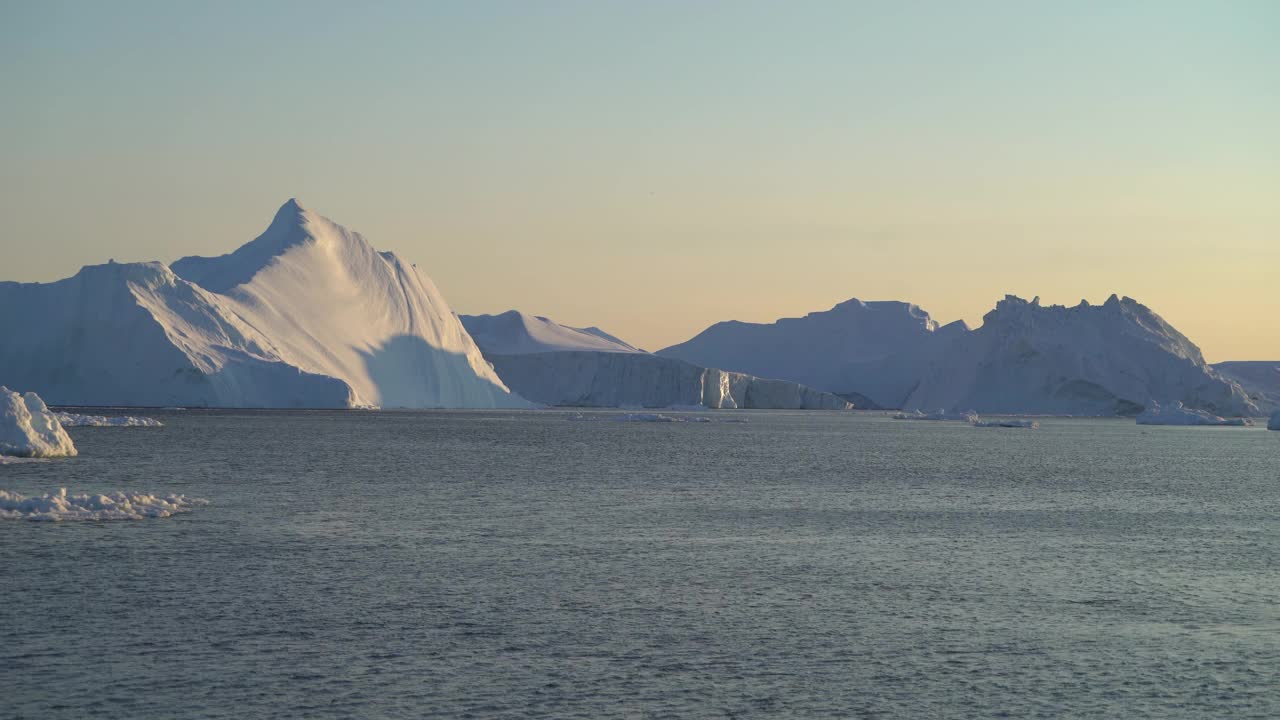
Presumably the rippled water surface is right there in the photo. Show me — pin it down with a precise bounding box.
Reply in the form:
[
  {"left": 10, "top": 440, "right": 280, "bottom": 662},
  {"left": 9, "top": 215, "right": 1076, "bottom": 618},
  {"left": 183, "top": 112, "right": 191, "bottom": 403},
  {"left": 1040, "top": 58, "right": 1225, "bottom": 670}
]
[{"left": 3, "top": 410, "right": 1278, "bottom": 718}]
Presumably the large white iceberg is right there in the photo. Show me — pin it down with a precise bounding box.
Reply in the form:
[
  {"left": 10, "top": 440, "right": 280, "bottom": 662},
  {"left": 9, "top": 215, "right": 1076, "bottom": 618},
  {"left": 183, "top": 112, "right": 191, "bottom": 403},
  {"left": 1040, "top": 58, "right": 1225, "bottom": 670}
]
[
  {"left": 0, "top": 488, "right": 207, "bottom": 521},
  {"left": 0, "top": 387, "right": 77, "bottom": 458},
  {"left": 1135, "top": 401, "right": 1252, "bottom": 426},
  {"left": 0, "top": 199, "right": 528, "bottom": 409},
  {"left": 56, "top": 412, "right": 163, "bottom": 427}
]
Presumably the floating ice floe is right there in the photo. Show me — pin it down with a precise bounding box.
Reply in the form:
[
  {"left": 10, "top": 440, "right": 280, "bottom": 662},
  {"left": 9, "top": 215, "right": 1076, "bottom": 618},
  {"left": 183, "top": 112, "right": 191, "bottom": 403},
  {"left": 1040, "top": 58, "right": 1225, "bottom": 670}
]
[
  {"left": 1135, "top": 401, "right": 1252, "bottom": 426},
  {"left": 0, "top": 387, "right": 77, "bottom": 458},
  {"left": 0, "top": 488, "right": 208, "bottom": 521},
  {"left": 1268, "top": 410, "right": 1280, "bottom": 431},
  {"left": 56, "top": 412, "right": 163, "bottom": 427},
  {"left": 892, "top": 408, "right": 1037, "bottom": 428},
  {"left": 893, "top": 409, "right": 980, "bottom": 423},
  {"left": 970, "top": 418, "right": 1040, "bottom": 429},
  {"left": 567, "top": 412, "right": 744, "bottom": 423}
]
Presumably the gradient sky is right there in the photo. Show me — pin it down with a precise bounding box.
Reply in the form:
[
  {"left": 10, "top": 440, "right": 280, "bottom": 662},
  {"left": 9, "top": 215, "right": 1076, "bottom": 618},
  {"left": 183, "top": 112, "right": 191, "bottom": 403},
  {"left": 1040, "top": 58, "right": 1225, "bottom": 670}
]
[{"left": 2, "top": 1, "right": 1277, "bottom": 361}]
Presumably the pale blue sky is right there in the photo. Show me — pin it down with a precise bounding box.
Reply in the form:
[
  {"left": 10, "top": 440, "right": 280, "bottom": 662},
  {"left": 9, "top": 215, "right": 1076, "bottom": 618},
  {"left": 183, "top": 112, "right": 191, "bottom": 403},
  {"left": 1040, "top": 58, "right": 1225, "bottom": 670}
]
[{"left": 2, "top": 1, "right": 1277, "bottom": 359}]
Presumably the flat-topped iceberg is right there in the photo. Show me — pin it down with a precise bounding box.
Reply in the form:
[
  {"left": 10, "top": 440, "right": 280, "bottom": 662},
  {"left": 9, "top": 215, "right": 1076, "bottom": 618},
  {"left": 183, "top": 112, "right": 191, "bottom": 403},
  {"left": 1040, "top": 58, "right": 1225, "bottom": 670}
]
[
  {"left": 0, "top": 488, "right": 208, "bottom": 521},
  {"left": 1136, "top": 402, "right": 1251, "bottom": 427},
  {"left": 55, "top": 412, "right": 163, "bottom": 428},
  {"left": 1269, "top": 410, "right": 1280, "bottom": 431},
  {"left": 0, "top": 387, "right": 77, "bottom": 458}
]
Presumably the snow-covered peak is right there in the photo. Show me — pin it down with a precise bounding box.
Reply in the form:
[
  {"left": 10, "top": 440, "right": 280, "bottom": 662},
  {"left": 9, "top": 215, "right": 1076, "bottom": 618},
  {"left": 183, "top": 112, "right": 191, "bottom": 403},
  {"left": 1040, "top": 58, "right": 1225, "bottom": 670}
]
[
  {"left": 172, "top": 198, "right": 363, "bottom": 294},
  {"left": 460, "top": 310, "right": 643, "bottom": 355}
]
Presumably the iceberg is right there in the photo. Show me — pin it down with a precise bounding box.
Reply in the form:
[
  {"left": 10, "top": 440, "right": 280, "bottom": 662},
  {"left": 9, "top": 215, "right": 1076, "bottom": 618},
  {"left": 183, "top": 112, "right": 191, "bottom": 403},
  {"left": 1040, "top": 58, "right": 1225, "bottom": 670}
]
[
  {"left": 1268, "top": 410, "right": 1280, "bottom": 431},
  {"left": 0, "top": 199, "right": 528, "bottom": 409},
  {"left": 460, "top": 310, "right": 643, "bottom": 354},
  {"left": 0, "top": 388, "right": 77, "bottom": 458},
  {"left": 658, "top": 298, "right": 960, "bottom": 408},
  {"left": 1135, "top": 401, "right": 1252, "bottom": 426},
  {"left": 903, "top": 295, "right": 1256, "bottom": 417},
  {"left": 661, "top": 294, "right": 1256, "bottom": 417},
  {"left": 1213, "top": 361, "right": 1280, "bottom": 413},
  {"left": 0, "top": 488, "right": 207, "bottom": 521},
  {"left": 464, "top": 311, "right": 853, "bottom": 410},
  {"left": 485, "top": 350, "right": 853, "bottom": 410},
  {"left": 56, "top": 412, "right": 163, "bottom": 427}
]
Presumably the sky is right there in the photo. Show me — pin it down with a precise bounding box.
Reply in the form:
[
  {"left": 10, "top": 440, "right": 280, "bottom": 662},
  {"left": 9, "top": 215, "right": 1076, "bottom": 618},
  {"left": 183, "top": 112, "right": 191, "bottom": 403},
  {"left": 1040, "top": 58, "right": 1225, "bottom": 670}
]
[{"left": 2, "top": 1, "right": 1277, "bottom": 361}]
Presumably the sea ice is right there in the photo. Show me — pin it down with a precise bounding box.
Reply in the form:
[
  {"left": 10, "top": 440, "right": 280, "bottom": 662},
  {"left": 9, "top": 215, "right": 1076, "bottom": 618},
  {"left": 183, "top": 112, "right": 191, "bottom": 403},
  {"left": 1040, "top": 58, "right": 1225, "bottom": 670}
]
[
  {"left": 567, "top": 412, "right": 738, "bottom": 423},
  {"left": 0, "top": 387, "right": 77, "bottom": 458},
  {"left": 1135, "top": 402, "right": 1252, "bottom": 426},
  {"left": 0, "top": 488, "right": 208, "bottom": 521},
  {"left": 893, "top": 409, "right": 980, "bottom": 423},
  {"left": 970, "top": 418, "right": 1040, "bottom": 428},
  {"left": 56, "top": 412, "right": 163, "bottom": 427}
]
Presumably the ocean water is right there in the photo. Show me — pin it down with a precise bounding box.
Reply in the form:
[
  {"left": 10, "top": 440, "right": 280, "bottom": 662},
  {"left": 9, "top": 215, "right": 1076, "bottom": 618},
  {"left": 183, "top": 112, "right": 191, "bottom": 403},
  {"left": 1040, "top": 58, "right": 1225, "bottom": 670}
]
[{"left": 2, "top": 410, "right": 1278, "bottom": 719}]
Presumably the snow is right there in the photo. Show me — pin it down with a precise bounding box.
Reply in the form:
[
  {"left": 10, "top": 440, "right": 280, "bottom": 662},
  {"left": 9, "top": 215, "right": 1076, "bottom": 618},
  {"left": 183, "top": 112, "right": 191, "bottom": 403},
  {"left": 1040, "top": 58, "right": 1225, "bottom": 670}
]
[
  {"left": 460, "top": 311, "right": 643, "bottom": 355},
  {"left": 658, "top": 298, "right": 958, "bottom": 408},
  {"left": 0, "top": 388, "right": 77, "bottom": 458},
  {"left": 0, "top": 199, "right": 528, "bottom": 409},
  {"left": 1269, "top": 410, "right": 1280, "bottom": 431},
  {"left": 485, "top": 351, "right": 853, "bottom": 410},
  {"left": 0, "top": 488, "right": 207, "bottom": 521},
  {"left": 1135, "top": 402, "right": 1252, "bottom": 426},
  {"left": 56, "top": 412, "right": 163, "bottom": 427}
]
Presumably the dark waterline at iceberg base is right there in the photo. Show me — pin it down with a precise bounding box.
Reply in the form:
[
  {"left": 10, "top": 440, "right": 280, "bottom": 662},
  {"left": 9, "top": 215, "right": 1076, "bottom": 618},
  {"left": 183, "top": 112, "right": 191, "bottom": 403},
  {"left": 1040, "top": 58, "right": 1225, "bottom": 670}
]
[{"left": 2, "top": 410, "right": 1278, "bottom": 718}]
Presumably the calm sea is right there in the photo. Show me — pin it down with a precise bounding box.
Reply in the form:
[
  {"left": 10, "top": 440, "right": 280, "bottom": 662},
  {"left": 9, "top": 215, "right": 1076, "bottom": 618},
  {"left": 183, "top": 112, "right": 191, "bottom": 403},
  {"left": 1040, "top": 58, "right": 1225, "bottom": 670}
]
[{"left": 3, "top": 410, "right": 1278, "bottom": 718}]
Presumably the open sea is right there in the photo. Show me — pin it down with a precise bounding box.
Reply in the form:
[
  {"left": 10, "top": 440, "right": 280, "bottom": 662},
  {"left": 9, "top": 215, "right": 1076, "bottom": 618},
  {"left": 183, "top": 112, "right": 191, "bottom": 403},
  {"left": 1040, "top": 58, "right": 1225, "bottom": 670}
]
[{"left": 2, "top": 410, "right": 1278, "bottom": 719}]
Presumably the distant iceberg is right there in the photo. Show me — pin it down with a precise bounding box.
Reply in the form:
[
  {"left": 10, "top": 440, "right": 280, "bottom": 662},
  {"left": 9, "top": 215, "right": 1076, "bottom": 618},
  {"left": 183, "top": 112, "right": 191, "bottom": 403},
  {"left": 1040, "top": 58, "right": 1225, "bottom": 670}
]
[
  {"left": 1135, "top": 402, "right": 1252, "bottom": 427},
  {"left": 56, "top": 412, "right": 163, "bottom": 428},
  {"left": 0, "top": 488, "right": 208, "bottom": 521},
  {"left": 1269, "top": 410, "right": 1280, "bottom": 431},
  {"left": 0, "top": 388, "right": 77, "bottom": 458}
]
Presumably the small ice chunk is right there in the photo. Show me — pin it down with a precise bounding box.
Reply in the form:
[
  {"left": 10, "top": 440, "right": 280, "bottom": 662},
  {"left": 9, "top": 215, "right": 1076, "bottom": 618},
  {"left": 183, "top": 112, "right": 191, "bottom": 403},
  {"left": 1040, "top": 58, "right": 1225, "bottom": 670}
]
[{"left": 0, "top": 387, "right": 77, "bottom": 458}]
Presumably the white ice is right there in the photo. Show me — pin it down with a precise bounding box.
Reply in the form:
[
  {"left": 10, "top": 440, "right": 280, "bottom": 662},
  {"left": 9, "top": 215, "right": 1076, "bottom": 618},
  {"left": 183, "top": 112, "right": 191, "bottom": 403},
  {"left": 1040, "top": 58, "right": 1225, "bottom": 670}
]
[
  {"left": 893, "top": 409, "right": 980, "bottom": 423},
  {"left": 0, "top": 199, "right": 528, "bottom": 409},
  {"left": 0, "top": 388, "right": 77, "bottom": 458},
  {"left": 56, "top": 412, "right": 163, "bottom": 427},
  {"left": 1135, "top": 401, "right": 1252, "bottom": 426},
  {"left": 0, "top": 488, "right": 208, "bottom": 521}
]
